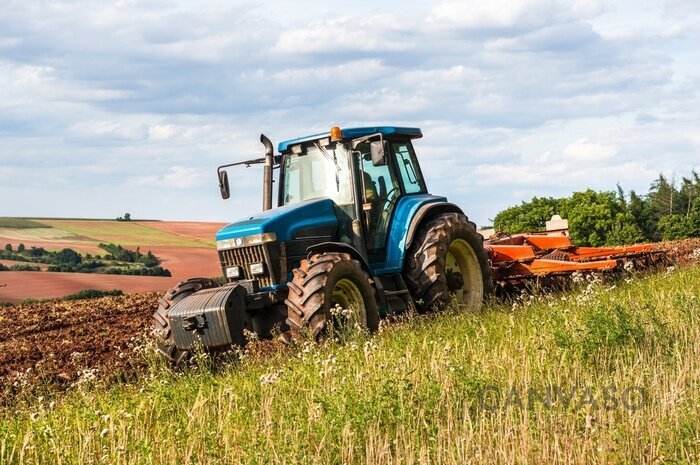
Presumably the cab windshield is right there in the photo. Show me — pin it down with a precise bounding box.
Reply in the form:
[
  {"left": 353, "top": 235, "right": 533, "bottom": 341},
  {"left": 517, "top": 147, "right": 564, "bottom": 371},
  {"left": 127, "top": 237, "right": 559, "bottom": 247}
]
[{"left": 281, "top": 142, "right": 354, "bottom": 207}]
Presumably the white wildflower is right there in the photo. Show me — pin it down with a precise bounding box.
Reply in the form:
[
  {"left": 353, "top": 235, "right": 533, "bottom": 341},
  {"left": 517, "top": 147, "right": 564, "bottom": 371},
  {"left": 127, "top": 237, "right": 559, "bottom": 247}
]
[{"left": 259, "top": 370, "right": 282, "bottom": 385}]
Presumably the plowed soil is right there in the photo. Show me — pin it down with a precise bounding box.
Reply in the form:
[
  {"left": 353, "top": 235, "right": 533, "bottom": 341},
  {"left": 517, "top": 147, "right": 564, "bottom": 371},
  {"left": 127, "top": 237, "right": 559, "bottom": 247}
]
[
  {"left": 656, "top": 238, "right": 700, "bottom": 265},
  {"left": 0, "top": 293, "right": 159, "bottom": 402}
]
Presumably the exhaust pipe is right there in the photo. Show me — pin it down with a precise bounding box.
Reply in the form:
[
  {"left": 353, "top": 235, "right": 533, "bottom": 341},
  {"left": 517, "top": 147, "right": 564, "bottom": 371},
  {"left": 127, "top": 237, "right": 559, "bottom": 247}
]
[{"left": 260, "top": 134, "right": 274, "bottom": 211}]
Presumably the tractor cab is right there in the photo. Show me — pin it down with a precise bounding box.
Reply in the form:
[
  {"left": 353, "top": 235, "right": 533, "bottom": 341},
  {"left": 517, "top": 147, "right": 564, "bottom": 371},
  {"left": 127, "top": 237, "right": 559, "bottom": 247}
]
[{"left": 275, "top": 127, "right": 427, "bottom": 266}]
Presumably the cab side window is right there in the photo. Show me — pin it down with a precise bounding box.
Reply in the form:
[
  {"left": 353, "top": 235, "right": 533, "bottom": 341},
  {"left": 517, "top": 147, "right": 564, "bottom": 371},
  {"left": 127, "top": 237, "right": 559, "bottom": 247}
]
[
  {"left": 393, "top": 142, "right": 426, "bottom": 194},
  {"left": 357, "top": 142, "right": 400, "bottom": 252}
]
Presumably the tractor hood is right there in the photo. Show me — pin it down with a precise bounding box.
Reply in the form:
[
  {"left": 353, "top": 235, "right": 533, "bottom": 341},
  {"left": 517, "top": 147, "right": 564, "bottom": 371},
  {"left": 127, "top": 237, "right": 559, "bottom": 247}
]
[{"left": 215, "top": 198, "right": 339, "bottom": 243}]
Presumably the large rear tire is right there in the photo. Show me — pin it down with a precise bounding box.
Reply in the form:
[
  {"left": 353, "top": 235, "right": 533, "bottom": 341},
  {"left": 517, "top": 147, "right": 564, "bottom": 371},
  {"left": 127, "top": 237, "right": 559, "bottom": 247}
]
[
  {"left": 153, "top": 278, "right": 219, "bottom": 364},
  {"left": 285, "top": 252, "right": 379, "bottom": 341},
  {"left": 404, "top": 212, "right": 493, "bottom": 311}
]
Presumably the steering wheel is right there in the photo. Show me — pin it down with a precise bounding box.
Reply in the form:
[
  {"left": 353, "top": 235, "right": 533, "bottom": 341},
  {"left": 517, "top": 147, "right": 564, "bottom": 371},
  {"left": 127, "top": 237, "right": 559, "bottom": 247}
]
[
  {"left": 372, "top": 187, "right": 400, "bottom": 246},
  {"left": 382, "top": 187, "right": 399, "bottom": 203}
]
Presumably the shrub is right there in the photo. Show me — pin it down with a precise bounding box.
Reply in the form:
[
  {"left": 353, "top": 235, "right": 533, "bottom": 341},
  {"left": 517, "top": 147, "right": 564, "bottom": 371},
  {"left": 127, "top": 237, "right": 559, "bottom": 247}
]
[
  {"left": 9, "top": 264, "right": 41, "bottom": 272},
  {"left": 53, "top": 248, "right": 82, "bottom": 266},
  {"left": 47, "top": 265, "right": 75, "bottom": 273},
  {"left": 4, "top": 244, "right": 11, "bottom": 252},
  {"left": 138, "top": 251, "right": 159, "bottom": 267},
  {"left": 99, "top": 243, "right": 142, "bottom": 263},
  {"left": 0, "top": 263, "right": 8, "bottom": 272},
  {"left": 62, "top": 289, "right": 123, "bottom": 301},
  {"left": 104, "top": 266, "right": 171, "bottom": 277},
  {"left": 17, "top": 243, "right": 25, "bottom": 253},
  {"left": 27, "top": 247, "right": 47, "bottom": 257}
]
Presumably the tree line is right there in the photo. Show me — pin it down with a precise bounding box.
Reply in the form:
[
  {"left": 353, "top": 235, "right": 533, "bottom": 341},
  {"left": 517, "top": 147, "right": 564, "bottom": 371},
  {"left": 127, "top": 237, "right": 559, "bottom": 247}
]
[
  {"left": 493, "top": 171, "right": 700, "bottom": 246},
  {"left": 0, "top": 243, "right": 171, "bottom": 276}
]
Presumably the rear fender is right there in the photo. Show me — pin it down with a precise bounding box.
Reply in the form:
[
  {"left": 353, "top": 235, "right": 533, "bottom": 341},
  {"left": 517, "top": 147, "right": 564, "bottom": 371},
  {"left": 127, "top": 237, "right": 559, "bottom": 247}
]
[
  {"left": 306, "top": 241, "right": 371, "bottom": 274},
  {"left": 375, "top": 195, "right": 462, "bottom": 274},
  {"left": 405, "top": 202, "right": 464, "bottom": 248}
]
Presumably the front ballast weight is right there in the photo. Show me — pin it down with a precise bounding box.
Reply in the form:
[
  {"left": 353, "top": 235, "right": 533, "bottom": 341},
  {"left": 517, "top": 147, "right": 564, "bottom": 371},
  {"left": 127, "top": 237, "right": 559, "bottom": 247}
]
[
  {"left": 165, "top": 281, "right": 278, "bottom": 352},
  {"left": 168, "top": 285, "right": 250, "bottom": 349}
]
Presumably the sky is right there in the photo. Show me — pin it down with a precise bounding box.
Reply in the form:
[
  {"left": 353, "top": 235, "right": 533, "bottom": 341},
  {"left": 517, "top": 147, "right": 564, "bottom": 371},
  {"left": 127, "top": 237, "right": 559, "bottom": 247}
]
[{"left": 1, "top": 0, "right": 699, "bottom": 226}]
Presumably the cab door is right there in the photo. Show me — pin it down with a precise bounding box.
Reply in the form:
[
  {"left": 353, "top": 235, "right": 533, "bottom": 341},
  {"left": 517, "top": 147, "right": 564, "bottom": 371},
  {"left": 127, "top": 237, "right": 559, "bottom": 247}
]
[{"left": 355, "top": 141, "right": 402, "bottom": 265}]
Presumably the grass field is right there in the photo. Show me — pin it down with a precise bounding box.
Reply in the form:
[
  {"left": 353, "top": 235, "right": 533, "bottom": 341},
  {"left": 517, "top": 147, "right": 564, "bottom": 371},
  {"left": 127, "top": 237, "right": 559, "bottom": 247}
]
[
  {"left": 28, "top": 220, "right": 214, "bottom": 248},
  {"left": 1, "top": 266, "right": 698, "bottom": 464},
  {"left": 0, "top": 218, "right": 50, "bottom": 229},
  {"left": 0, "top": 217, "right": 219, "bottom": 248}
]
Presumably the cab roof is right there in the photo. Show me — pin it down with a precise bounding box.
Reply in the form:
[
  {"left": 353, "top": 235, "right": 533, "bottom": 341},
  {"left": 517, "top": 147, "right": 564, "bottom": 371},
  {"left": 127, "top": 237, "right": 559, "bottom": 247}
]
[{"left": 277, "top": 126, "right": 423, "bottom": 153}]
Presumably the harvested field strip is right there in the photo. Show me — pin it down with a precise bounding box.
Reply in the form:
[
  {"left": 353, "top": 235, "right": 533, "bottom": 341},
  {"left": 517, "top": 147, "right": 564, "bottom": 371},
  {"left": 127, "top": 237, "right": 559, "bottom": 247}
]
[
  {"left": 140, "top": 221, "right": 226, "bottom": 243},
  {"left": 37, "top": 219, "right": 215, "bottom": 248},
  {"left": 0, "top": 227, "right": 79, "bottom": 242}
]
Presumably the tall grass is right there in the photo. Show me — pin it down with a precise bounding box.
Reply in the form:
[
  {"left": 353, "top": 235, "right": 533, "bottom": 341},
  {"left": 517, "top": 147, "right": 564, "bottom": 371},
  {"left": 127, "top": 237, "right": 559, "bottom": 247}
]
[{"left": 1, "top": 266, "right": 699, "bottom": 464}]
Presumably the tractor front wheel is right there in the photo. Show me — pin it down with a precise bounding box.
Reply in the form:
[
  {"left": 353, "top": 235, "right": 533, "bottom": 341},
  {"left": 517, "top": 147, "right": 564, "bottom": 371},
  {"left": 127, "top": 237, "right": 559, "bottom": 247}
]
[
  {"left": 284, "top": 252, "right": 379, "bottom": 341},
  {"left": 404, "top": 213, "right": 493, "bottom": 311},
  {"left": 153, "top": 278, "right": 219, "bottom": 364}
]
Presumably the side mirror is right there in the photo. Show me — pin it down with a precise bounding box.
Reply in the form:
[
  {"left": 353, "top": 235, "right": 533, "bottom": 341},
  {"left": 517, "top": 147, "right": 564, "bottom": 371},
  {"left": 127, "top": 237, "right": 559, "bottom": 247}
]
[
  {"left": 370, "top": 140, "right": 387, "bottom": 166},
  {"left": 218, "top": 170, "right": 230, "bottom": 199}
]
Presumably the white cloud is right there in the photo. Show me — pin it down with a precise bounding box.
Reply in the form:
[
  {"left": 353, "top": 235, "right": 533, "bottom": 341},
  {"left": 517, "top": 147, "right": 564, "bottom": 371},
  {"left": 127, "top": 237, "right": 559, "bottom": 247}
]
[
  {"left": 133, "top": 166, "right": 207, "bottom": 190},
  {"left": 563, "top": 138, "right": 618, "bottom": 161},
  {"left": 272, "top": 16, "right": 410, "bottom": 55},
  {"left": 0, "top": 0, "right": 698, "bottom": 225},
  {"left": 660, "top": 24, "right": 686, "bottom": 38},
  {"left": 148, "top": 125, "right": 178, "bottom": 141},
  {"left": 69, "top": 120, "right": 148, "bottom": 142},
  {"left": 428, "top": 0, "right": 602, "bottom": 32}
]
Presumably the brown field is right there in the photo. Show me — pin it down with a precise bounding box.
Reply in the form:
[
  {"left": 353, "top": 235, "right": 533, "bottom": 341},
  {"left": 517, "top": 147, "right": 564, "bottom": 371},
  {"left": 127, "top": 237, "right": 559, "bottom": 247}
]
[
  {"left": 0, "top": 292, "right": 160, "bottom": 400},
  {"left": 0, "top": 272, "right": 180, "bottom": 303},
  {"left": 0, "top": 219, "right": 227, "bottom": 303}
]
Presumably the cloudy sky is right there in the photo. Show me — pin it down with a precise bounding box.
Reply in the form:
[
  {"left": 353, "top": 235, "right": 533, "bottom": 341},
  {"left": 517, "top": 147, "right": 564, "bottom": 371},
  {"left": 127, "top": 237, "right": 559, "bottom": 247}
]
[{"left": 1, "top": 0, "right": 699, "bottom": 226}]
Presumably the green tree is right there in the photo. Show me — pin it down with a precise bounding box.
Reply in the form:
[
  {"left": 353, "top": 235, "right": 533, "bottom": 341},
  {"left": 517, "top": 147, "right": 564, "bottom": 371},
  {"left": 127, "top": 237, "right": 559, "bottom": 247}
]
[
  {"left": 4, "top": 244, "right": 11, "bottom": 252},
  {"left": 493, "top": 197, "right": 562, "bottom": 234},
  {"left": 17, "top": 243, "right": 25, "bottom": 253},
  {"left": 658, "top": 214, "right": 699, "bottom": 240},
  {"left": 54, "top": 248, "right": 82, "bottom": 265},
  {"left": 138, "top": 251, "right": 159, "bottom": 267},
  {"left": 607, "top": 212, "right": 647, "bottom": 245},
  {"left": 627, "top": 190, "right": 658, "bottom": 241},
  {"left": 28, "top": 247, "right": 46, "bottom": 257},
  {"left": 559, "top": 190, "right": 626, "bottom": 246},
  {"left": 647, "top": 174, "right": 678, "bottom": 218}
]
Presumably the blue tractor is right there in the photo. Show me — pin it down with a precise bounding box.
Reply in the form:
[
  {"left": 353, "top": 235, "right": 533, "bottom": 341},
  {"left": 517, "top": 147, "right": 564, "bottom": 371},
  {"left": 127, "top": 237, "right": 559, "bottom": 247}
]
[{"left": 153, "top": 126, "right": 493, "bottom": 363}]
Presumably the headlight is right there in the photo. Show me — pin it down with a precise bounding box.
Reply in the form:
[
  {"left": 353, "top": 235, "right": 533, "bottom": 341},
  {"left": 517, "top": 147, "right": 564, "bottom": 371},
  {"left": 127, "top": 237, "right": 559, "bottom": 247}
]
[
  {"left": 249, "top": 262, "right": 265, "bottom": 276},
  {"left": 225, "top": 266, "right": 241, "bottom": 279},
  {"left": 217, "top": 232, "right": 277, "bottom": 250}
]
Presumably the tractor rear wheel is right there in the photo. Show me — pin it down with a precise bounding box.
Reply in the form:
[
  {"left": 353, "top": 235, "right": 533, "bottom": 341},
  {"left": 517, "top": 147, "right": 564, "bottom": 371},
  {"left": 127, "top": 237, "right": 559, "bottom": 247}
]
[
  {"left": 284, "top": 252, "right": 379, "bottom": 341},
  {"left": 153, "top": 278, "right": 219, "bottom": 364},
  {"left": 404, "top": 212, "right": 493, "bottom": 311}
]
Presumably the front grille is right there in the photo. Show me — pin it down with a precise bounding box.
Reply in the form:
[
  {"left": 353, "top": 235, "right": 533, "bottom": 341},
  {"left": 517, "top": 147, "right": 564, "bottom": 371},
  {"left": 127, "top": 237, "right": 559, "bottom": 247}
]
[{"left": 219, "top": 244, "right": 274, "bottom": 288}]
